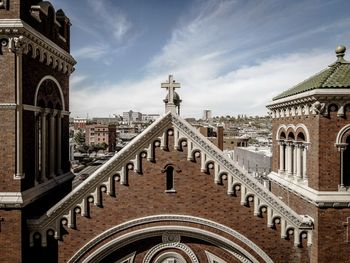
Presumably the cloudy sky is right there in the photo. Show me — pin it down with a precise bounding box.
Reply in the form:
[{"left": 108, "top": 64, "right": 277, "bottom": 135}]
[{"left": 50, "top": 0, "right": 350, "bottom": 118}]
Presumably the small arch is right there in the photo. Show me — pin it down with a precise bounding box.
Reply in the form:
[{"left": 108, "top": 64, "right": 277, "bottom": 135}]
[
  {"left": 287, "top": 132, "right": 295, "bottom": 140},
  {"left": 328, "top": 103, "right": 339, "bottom": 112},
  {"left": 296, "top": 132, "right": 305, "bottom": 141},
  {"left": 164, "top": 165, "right": 175, "bottom": 192},
  {"left": 34, "top": 75, "right": 65, "bottom": 111}
]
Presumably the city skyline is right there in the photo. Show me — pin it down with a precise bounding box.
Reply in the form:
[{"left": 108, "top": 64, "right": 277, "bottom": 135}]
[{"left": 51, "top": 0, "right": 350, "bottom": 118}]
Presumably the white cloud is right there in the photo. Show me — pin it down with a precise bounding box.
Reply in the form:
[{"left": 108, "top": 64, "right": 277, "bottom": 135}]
[
  {"left": 70, "top": 49, "right": 333, "bottom": 118},
  {"left": 72, "top": 45, "right": 109, "bottom": 60},
  {"left": 87, "top": 0, "right": 132, "bottom": 42}
]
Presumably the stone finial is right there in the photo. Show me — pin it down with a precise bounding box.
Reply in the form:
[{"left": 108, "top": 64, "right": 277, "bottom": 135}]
[{"left": 335, "top": 45, "right": 347, "bottom": 63}]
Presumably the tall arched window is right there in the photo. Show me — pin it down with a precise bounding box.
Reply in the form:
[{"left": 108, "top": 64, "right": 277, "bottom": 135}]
[
  {"left": 35, "top": 77, "right": 64, "bottom": 183},
  {"left": 166, "top": 166, "right": 174, "bottom": 191},
  {"left": 342, "top": 136, "right": 350, "bottom": 186}
]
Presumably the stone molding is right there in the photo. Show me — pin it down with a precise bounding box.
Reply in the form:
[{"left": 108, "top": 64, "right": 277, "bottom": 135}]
[
  {"left": 0, "top": 103, "right": 16, "bottom": 110},
  {"left": 266, "top": 89, "right": 350, "bottom": 119},
  {"left": 143, "top": 233, "right": 198, "bottom": 263},
  {"left": 0, "top": 172, "right": 74, "bottom": 208},
  {"left": 0, "top": 19, "right": 76, "bottom": 74},
  {"left": 27, "top": 112, "right": 313, "bottom": 248},
  {"left": 67, "top": 215, "right": 269, "bottom": 263},
  {"left": 269, "top": 172, "right": 350, "bottom": 207}
]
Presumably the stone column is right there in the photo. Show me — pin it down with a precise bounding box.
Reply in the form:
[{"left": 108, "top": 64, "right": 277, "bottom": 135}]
[
  {"left": 56, "top": 111, "right": 62, "bottom": 175},
  {"left": 296, "top": 144, "right": 302, "bottom": 179},
  {"left": 302, "top": 145, "right": 308, "bottom": 181},
  {"left": 49, "top": 110, "right": 57, "bottom": 178},
  {"left": 336, "top": 143, "right": 347, "bottom": 189},
  {"left": 278, "top": 141, "right": 285, "bottom": 173},
  {"left": 293, "top": 143, "right": 297, "bottom": 176},
  {"left": 41, "top": 110, "right": 48, "bottom": 181},
  {"left": 287, "top": 142, "right": 293, "bottom": 176}
]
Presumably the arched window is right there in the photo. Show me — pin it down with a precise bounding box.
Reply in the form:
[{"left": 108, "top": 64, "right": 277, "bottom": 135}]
[
  {"left": 166, "top": 166, "right": 174, "bottom": 191},
  {"left": 277, "top": 125, "right": 309, "bottom": 182},
  {"left": 342, "top": 136, "right": 350, "bottom": 186},
  {"left": 35, "top": 77, "right": 64, "bottom": 184}
]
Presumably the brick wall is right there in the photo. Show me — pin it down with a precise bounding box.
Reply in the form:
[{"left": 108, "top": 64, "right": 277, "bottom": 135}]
[{"left": 29, "top": 135, "right": 310, "bottom": 262}]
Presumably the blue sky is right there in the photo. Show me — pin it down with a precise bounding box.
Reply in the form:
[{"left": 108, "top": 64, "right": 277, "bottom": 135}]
[{"left": 50, "top": 0, "right": 350, "bottom": 118}]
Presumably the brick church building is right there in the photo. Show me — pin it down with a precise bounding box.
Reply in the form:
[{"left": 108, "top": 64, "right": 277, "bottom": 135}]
[{"left": 1, "top": 1, "right": 350, "bottom": 262}]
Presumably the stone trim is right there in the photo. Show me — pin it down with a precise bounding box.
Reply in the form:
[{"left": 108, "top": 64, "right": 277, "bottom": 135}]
[
  {"left": 269, "top": 171, "right": 350, "bottom": 207},
  {"left": 143, "top": 235, "right": 198, "bottom": 263},
  {"left": 0, "top": 19, "right": 76, "bottom": 74},
  {"left": 0, "top": 172, "right": 74, "bottom": 208},
  {"left": 34, "top": 75, "right": 66, "bottom": 111},
  {"left": 68, "top": 216, "right": 268, "bottom": 263},
  {"left": 0, "top": 103, "right": 16, "bottom": 110}
]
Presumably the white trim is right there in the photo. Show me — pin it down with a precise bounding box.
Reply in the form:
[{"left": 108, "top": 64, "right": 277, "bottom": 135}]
[
  {"left": 67, "top": 214, "right": 272, "bottom": 263},
  {"left": 276, "top": 124, "right": 310, "bottom": 142},
  {"left": 34, "top": 75, "right": 65, "bottom": 111},
  {"left": 336, "top": 124, "right": 350, "bottom": 144},
  {"left": 205, "top": 251, "right": 228, "bottom": 263},
  {"left": 0, "top": 103, "right": 17, "bottom": 110},
  {"left": 0, "top": 19, "right": 75, "bottom": 64},
  {"left": 269, "top": 172, "right": 350, "bottom": 207},
  {"left": 0, "top": 172, "right": 74, "bottom": 208},
  {"left": 115, "top": 252, "right": 136, "bottom": 263},
  {"left": 81, "top": 226, "right": 264, "bottom": 263},
  {"left": 267, "top": 88, "right": 350, "bottom": 108}
]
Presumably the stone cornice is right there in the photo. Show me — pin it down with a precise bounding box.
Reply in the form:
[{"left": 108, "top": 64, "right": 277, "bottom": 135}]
[
  {"left": 0, "top": 19, "right": 76, "bottom": 74},
  {"left": 269, "top": 172, "right": 350, "bottom": 207},
  {"left": 0, "top": 172, "right": 74, "bottom": 208}
]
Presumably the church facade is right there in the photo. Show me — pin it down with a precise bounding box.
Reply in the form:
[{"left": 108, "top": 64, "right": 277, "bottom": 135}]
[{"left": 1, "top": 1, "right": 350, "bottom": 263}]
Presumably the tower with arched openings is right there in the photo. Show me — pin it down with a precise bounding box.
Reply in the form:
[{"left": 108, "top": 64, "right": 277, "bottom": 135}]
[
  {"left": 0, "top": 1, "right": 75, "bottom": 261},
  {"left": 267, "top": 45, "right": 350, "bottom": 262}
]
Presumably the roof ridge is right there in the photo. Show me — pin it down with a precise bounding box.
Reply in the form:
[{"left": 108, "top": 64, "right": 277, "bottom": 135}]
[{"left": 320, "top": 63, "right": 339, "bottom": 88}]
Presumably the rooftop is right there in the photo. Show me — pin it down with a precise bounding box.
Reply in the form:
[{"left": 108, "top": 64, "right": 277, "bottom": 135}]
[{"left": 273, "top": 45, "right": 350, "bottom": 101}]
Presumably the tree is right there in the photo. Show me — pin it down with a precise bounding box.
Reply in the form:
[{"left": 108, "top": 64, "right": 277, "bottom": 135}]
[{"left": 74, "top": 130, "right": 85, "bottom": 146}]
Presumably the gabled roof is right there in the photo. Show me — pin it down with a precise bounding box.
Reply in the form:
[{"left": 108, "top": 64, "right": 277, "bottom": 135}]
[
  {"left": 273, "top": 46, "right": 350, "bottom": 101},
  {"left": 27, "top": 112, "right": 313, "bottom": 246}
]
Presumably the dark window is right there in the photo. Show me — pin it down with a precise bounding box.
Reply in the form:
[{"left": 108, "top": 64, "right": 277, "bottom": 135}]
[
  {"left": 343, "top": 136, "right": 350, "bottom": 186},
  {"left": 166, "top": 166, "right": 174, "bottom": 191}
]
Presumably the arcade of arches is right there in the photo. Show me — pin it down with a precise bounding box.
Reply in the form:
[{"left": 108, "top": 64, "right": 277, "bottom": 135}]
[
  {"left": 277, "top": 126, "right": 308, "bottom": 182},
  {"left": 34, "top": 77, "right": 64, "bottom": 184}
]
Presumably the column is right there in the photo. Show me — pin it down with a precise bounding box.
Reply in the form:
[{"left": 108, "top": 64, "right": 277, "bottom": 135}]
[
  {"left": 287, "top": 142, "right": 293, "bottom": 176},
  {"left": 278, "top": 141, "right": 285, "bottom": 173},
  {"left": 34, "top": 112, "right": 40, "bottom": 184},
  {"left": 336, "top": 144, "right": 347, "bottom": 188},
  {"left": 56, "top": 112, "right": 62, "bottom": 175},
  {"left": 302, "top": 145, "right": 308, "bottom": 181},
  {"left": 49, "top": 110, "right": 57, "bottom": 178},
  {"left": 41, "top": 110, "right": 48, "bottom": 181},
  {"left": 293, "top": 143, "right": 297, "bottom": 176},
  {"left": 296, "top": 144, "right": 302, "bottom": 179}
]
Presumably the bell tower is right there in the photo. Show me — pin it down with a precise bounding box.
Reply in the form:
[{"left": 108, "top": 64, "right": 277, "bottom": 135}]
[
  {"left": 0, "top": 1, "right": 75, "bottom": 261},
  {"left": 267, "top": 46, "right": 350, "bottom": 262}
]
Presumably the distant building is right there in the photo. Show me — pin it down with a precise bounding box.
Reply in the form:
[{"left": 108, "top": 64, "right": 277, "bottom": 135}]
[
  {"left": 85, "top": 124, "right": 116, "bottom": 152},
  {"left": 231, "top": 146, "right": 272, "bottom": 174},
  {"left": 202, "top": 109, "right": 212, "bottom": 121},
  {"left": 92, "top": 116, "right": 121, "bottom": 125},
  {"left": 142, "top": 113, "right": 160, "bottom": 122},
  {"left": 123, "top": 110, "right": 142, "bottom": 123},
  {"left": 223, "top": 135, "right": 249, "bottom": 150},
  {"left": 73, "top": 117, "right": 87, "bottom": 130}
]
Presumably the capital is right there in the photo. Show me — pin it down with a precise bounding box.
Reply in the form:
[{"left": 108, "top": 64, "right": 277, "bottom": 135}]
[{"left": 8, "top": 36, "right": 26, "bottom": 54}]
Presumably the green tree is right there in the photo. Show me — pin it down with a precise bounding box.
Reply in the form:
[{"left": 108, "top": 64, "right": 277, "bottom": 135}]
[{"left": 74, "top": 131, "right": 85, "bottom": 146}]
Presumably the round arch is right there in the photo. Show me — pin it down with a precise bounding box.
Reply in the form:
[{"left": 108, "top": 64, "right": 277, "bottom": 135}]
[
  {"left": 68, "top": 215, "right": 273, "bottom": 263},
  {"left": 34, "top": 75, "right": 65, "bottom": 111}
]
